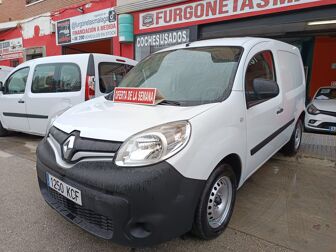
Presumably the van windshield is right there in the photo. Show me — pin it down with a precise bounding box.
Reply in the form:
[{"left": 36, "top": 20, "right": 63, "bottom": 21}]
[{"left": 112, "top": 46, "right": 243, "bottom": 106}]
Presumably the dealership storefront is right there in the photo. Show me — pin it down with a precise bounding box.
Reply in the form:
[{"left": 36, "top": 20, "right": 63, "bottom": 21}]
[
  {"left": 55, "top": 7, "right": 118, "bottom": 55},
  {"left": 117, "top": 0, "right": 336, "bottom": 98}
]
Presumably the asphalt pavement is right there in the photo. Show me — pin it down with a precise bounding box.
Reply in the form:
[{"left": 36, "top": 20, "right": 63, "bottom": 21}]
[{"left": 0, "top": 133, "right": 335, "bottom": 252}]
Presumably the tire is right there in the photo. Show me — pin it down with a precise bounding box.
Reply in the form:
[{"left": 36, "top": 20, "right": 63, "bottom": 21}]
[
  {"left": 192, "top": 164, "right": 237, "bottom": 240},
  {"left": 282, "top": 119, "right": 303, "bottom": 156},
  {"left": 0, "top": 120, "right": 9, "bottom": 137}
]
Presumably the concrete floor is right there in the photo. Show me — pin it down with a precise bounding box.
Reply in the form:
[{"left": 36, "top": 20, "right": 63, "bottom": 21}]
[{"left": 0, "top": 133, "right": 335, "bottom": 252}]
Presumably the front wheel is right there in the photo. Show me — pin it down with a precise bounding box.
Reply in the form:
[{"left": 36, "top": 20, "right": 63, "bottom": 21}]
[
  {"left": 282, "top": 119, "right": 303, "bottom": 156},
  {"left": 192, "top": 164, "right": 237, "bottom": 240},
  {"left": 0, "top": 120, "right": 9, "bottom": 137}
]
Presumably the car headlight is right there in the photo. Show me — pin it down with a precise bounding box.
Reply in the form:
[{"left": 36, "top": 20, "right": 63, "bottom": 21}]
[
  {"left": 307, "top": 104, "right": 320, "bottom": 115},
  {"left": 115, "top": 121, "right": 191, "bottom": 167}
]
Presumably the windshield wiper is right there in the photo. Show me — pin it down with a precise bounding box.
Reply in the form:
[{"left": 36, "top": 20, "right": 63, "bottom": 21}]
[{"left": 158, "top": 100, "right": 182, "bottom": 106}]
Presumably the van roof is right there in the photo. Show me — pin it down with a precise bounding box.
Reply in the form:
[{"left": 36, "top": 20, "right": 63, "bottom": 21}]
[
  {"left": 158, "top": 37, "right": 296, "bottom": 52},
  {"left": 17, "top": 53, "right": 137, "bottom": 68}
]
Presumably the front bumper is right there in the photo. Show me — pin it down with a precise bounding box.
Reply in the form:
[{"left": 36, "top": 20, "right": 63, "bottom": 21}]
[
  {"left": 36, "top": 138, "right": 205, "bottom": 247},
  {"left": 304, "top": 113, "right": 336, "bottom": 133}
]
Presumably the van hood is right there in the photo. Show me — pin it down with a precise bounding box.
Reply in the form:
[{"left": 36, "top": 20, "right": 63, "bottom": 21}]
[
  {"left": 53, "top": 96, "right": 217, "bottom": 141},
  {"left": 312, "top": 99, "right": 336, "bottom": 111}
]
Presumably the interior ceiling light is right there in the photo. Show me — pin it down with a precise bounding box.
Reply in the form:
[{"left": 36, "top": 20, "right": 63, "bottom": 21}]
[{"left": 308, "top": 20, "right": 336, "bottom": 26}]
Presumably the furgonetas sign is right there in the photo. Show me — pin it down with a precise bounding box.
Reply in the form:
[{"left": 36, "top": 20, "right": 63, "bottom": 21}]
[
  {"left": 56, "top": 8, "right": 117, "bottom": 45},
  {"left": 139, "top": 0, "right": 336, "bottom": 30}
]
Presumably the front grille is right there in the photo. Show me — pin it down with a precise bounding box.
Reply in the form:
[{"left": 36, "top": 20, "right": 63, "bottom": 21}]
[
  {"left": 317, "top": 122, "right": 336, "bottom": 129},
  {"left": 320, "top": 110, "right": 336, "bottom": 117},
  {"left": 48, "top": 188, "right": 113, "bottom": 232},
  {"left": 49, "top": 126, "right": 122, "bottom": 154}
]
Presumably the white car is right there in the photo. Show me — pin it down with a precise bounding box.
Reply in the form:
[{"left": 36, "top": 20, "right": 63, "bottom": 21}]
[
  {"left": 0, "top": 66, "right": 13, "bottom": 83},
  {"left": 0, "top": 54, "right": 137, "bottom": 136},
  {"left": 305, "top": 86, "right": 336, "bottom": 133},
  {"left": 36, "top": 38, "right": 305, "bottom": 247}
]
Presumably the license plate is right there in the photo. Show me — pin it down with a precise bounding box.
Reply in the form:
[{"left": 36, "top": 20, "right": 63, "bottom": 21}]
[
  {"left": 46, "top": 173, "right": 82, "bottom": 206},
  {"left": 330, "top": 126, "right": 336, "bottom": 132}
]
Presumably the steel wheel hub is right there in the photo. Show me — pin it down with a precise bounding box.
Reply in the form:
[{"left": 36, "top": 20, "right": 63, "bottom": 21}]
[
  {"left": 295, "top": 122, "right": 302, "bottom": 150},
  {"left": 207, "top": 176, "right": 233, "bottom": 229}
]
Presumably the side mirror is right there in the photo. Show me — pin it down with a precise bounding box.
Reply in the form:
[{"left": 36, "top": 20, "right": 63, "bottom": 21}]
[
  {"left": 0, "top": 81, "right": 4, "bottom": 92},
  {"left": 253, "top": 78, "right": 279, "bottom": 100}
]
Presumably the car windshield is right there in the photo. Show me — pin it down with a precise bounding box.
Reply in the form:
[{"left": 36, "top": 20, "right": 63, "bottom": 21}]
[
  {"left": 110, "top": 46, "right": 243, "bottom": 106},
  {"left": 315, "top": 88, "right": 336, "bottom": 100}
]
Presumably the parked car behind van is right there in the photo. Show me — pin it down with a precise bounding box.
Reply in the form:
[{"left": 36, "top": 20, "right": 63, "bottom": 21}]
[
  {"left": 0, "top": 54, "right": 137, "bottom": 136},
  {"left": 305, "top": 86, "right": 336, "bottom": 133},
  {"left": 36, "top": 38, "right": 305, "bottom": 247},
  {"left": 0, "top": 66, "right": 13, "bottom": 83}
]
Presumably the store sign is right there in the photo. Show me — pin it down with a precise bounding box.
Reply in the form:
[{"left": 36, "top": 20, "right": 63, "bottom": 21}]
[
  {"left": 113, "top": 87, "right": 163, "bottom": 105},
  {"left": 0, "top": 38, "right": 24, "bottom": 61},
  {"left": 139, "top": 0, "right": 329, "bottom": 30},
  {"left": 136, "top": 29, "right": 190, "bottom": 48},
  {"left": 135, "top": 28, "right": 192, "bottom": 61},
  {"left": 56, "top": 8, "right": 117, "bottom": 45}
]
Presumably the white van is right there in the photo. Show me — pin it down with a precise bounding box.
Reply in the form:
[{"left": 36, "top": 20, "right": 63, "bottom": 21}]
[
  {"left": 36, "top": 38, "right": 305, "bottom": 247},
  {"left": 0, "top": 66, "right": 13, "bottom": 83},
  {"left": 0, "top": 54, "right": 137, "bottom": 136}
]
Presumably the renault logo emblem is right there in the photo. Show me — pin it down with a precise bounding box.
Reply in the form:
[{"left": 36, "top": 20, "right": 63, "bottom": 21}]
[{"left": 63, "top": 135, "right": 75, "bottom": 161}]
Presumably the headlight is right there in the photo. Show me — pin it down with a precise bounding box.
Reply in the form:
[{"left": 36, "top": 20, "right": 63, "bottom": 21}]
[
  {"left": 115, "top": 121, "right": 191, "bottom": 167},
  {"left": 307, "top": 104, "right": 320, "bottom": 115}
]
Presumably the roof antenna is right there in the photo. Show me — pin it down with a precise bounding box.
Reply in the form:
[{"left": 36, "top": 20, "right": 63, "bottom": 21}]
[{"left": 185, "top": 42, "right": 191, "bottom": 47}]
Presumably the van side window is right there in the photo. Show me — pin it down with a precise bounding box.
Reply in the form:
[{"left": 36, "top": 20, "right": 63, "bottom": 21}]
[
  {"left": 99, "top": 63, "right": 133, "bottom": 93},
  {"left": 59, "top": 64, "right": 81, "bottom": 92},
  {"left": 32, "top": 63, "right": 81, "bottom": 93},
  {"left": 4, "top": 67, "right": 30, "bottom": 94},
  {"left": 245, "top": 51, "right": 277, "bottom": 107}
]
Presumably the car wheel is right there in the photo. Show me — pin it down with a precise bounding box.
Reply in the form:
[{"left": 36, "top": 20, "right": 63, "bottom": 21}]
[
  {"left": 192, "top": 164, "right": 237, "bottom": 240},
  {"left": 283, "top": 119, "right": 303, "bottom": 156},
  {"left": 0, "top": 120, "right": 9, "bottom": 137}
]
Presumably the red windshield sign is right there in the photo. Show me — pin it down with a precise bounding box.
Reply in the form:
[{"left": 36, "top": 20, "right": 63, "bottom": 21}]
[{"left": 113, "top": 87, "right": 158, "bottom": 105}]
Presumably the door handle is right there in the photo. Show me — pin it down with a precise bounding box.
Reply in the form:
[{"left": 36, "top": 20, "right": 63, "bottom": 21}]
[
  {"left": 18, "top": 100, "right": 25, "bottom": 104},
  {"left": 276, "top": 108, "right": 284, "bottom": 114}
]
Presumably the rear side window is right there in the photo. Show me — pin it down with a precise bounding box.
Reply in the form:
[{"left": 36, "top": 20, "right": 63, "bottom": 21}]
[
  {"left": 245, "top": 51, "right": 276, "bottom": 107},
  {"left": 32, "top": 63, "right": 81, "bottom": 93},
  {"left": 277, "top": 50, "right": 304, "bottom": 92},
  {"left": 98, "top": 63, "right": 133, "bottom": 93}
]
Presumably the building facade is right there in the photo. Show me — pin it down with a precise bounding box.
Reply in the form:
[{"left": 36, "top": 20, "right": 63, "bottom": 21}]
[
  {"left": 0, "top": 0, "right": 336, "bottom": 98},
  {"left": 0, "top": 0, "right": 117, "bottom": 67},
  {"left": 0, "top": 0, "right": 91, "bottom": 23}
]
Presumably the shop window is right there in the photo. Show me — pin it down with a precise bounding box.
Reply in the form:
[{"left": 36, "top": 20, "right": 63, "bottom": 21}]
[
  {"left": 26, "top": 0, "right": 45, "bottom": 6},
  {"left": 98, "top": 63, "right": 133, "bottom": 93},
  {"left": 245, "top": 51, "right": 277, "bottom": 107},
  {"left": 32, "top": 63, "right": 81, "bottom": 93},
  {"left": 10, "top": 59, "right": 20, "bottom": 68},
  {"left": 4, "top": 68, "right": 30, "bottom": 94},
  {"left": 25, "top": 47, "right": 45, "bottom": 61}
]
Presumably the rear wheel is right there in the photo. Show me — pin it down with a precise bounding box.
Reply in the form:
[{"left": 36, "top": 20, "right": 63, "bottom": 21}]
[
  {"left": 0, "top": 120, "right": 9, "bottom": 137},
  {"left": 283, "top": 119, "right": 303, "bottom": 156},
  {"left": 192, "top": 164, "right": 237, "bottom": 240}
]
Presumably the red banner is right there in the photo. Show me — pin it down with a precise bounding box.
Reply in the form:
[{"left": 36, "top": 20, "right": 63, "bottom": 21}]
[
  {"left": 136, "top": 0, "right": 336, "bottom": 33},
  {"left": 113, "top": 87, "right": 159, "bottom": 105}
]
